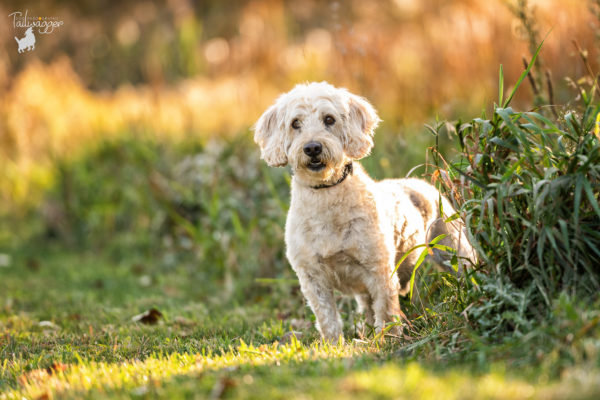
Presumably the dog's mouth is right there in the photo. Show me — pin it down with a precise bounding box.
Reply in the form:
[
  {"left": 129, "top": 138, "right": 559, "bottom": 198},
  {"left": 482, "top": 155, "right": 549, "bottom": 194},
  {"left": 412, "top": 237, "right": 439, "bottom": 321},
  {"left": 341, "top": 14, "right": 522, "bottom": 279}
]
[{"left": 307, "top": 158, "right": 326, "bottom": 171}]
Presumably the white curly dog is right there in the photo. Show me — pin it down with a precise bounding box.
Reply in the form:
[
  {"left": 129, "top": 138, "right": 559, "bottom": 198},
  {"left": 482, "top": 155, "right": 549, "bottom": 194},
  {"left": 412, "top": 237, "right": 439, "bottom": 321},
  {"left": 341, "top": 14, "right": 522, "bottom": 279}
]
[{"left": 254, "top": 82, "right": 478, "bottom": 343}]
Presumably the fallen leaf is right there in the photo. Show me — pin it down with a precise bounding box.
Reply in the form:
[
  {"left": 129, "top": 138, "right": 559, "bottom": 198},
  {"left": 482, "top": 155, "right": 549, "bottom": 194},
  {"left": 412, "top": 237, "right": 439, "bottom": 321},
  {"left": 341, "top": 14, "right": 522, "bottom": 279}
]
[
  {"left": 46, "top": 362, "right": 68, "bottom": 375},
  {"left": 26, "top": 258, "right": 40, "bottom": 271},
  {"left": 132, "top": 308, "right": 163, "bottom": 325}
]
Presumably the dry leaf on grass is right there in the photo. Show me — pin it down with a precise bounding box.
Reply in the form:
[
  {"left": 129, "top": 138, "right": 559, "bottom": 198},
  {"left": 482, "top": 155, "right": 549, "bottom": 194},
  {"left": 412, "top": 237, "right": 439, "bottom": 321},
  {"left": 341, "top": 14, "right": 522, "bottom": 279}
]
[{"left": 131, "top": 308, "right": 163, "bottom": 325}]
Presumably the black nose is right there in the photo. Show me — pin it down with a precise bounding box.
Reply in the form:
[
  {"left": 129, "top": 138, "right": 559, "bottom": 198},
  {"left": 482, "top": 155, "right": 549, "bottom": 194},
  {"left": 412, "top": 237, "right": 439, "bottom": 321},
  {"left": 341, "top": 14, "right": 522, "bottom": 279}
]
[{"left": 303, "top": 142, "right": 322, "bottom": 157}]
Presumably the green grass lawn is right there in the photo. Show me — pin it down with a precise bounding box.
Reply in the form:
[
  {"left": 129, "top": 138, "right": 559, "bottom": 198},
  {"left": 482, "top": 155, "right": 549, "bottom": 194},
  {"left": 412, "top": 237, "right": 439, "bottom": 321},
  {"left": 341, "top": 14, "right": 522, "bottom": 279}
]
[{"left": 1, "top": 245, "right": 599, "bottom": 399}]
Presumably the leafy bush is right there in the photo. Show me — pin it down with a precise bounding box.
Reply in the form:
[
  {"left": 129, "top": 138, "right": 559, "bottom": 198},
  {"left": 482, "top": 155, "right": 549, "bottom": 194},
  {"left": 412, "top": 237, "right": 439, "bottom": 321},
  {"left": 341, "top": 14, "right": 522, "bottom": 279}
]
[
  {"left": 434, "top": 49, "right": 600, "bottom": 336},
  {"left": 463, "top": 106, "right": 599, "bottom": 289}
]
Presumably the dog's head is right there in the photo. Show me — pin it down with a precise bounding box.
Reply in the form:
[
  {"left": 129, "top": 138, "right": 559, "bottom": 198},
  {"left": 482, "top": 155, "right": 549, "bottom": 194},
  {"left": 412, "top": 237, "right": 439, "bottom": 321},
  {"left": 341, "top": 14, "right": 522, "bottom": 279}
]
[{"left": 253, "top": 82, "right": 380, "bottom": 185}]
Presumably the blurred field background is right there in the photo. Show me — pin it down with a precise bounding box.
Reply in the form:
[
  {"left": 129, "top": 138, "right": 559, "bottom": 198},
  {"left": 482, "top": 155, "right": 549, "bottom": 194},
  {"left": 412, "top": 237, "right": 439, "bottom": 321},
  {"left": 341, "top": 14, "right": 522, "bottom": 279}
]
[{"left": 0, "top": 0, "right": 598, "bottom": 210}]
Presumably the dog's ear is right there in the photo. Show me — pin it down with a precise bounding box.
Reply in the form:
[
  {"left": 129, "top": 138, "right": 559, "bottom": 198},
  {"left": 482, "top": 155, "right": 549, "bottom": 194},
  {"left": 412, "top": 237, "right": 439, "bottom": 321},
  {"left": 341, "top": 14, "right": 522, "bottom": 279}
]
[
  {"left": 253, "top": 104, "right": 288, "bottom": 167},
  {"left": 344, "top": 93, "right": 380, "bottom": 160}
]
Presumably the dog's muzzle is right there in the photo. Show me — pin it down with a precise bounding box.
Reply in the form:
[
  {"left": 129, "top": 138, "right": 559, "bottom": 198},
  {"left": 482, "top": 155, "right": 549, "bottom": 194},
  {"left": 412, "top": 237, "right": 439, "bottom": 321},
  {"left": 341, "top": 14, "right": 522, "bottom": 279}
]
[{"left": 303, "top": 141, "right": 326, "bottom": 171}]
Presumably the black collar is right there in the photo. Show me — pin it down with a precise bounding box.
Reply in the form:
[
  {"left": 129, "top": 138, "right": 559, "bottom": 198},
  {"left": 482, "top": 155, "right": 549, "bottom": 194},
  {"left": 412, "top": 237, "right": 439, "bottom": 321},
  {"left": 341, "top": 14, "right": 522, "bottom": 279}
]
[{"left": 311, "top": 163, "right": 353, "bottom": 190}]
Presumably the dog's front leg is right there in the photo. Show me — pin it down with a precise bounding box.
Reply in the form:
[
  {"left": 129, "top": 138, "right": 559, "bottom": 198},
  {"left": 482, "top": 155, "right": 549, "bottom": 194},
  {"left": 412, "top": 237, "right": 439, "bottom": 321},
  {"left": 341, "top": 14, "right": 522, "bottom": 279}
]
[
  {"left": 367, "top": 271, "right": 402, "bottom": 337},
  {"left": 296, "top": 270, "right": 343, "bottom": 344}
]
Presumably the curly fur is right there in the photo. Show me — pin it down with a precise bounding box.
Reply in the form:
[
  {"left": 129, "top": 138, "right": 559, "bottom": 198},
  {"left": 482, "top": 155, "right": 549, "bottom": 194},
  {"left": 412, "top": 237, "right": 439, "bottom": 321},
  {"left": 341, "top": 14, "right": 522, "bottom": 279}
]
[{"left": 254, "top": 82, "right": 478, "bottom": 343}]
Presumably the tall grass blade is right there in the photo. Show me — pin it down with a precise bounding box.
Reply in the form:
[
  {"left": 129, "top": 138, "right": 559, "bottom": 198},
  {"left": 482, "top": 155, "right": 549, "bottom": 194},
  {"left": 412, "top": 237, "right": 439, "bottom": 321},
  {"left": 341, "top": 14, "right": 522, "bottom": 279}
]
[
  {"left": 499, "top": 64, "right": 504, "bottom": 106},
  {"left": 503, "top": 34, "right": 548, "bottom": 108}
]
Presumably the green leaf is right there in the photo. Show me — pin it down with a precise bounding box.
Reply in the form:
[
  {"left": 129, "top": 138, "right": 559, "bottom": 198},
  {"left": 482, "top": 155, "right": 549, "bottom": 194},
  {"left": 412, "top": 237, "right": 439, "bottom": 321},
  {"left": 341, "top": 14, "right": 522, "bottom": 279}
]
[
  {"left": 583, "top": 179, "right": 600, "bottom": 219},
  {"left": 409, "top": 248, "right": 429, "bottom": 301},
  {"left": 444, "top": 213, "right": 461, "bottom": 223},
  {"left": 429, "top": 233, "right": 449, "bottom": 245},
  {"left": 574, "top": 174, "right": 583, "bottom": 227},
  {"left": 498, "top": 64, "right": 504, "bottom": 106},
  {"left": 391, "top": 244, "right": 427, "bottom": 276}
]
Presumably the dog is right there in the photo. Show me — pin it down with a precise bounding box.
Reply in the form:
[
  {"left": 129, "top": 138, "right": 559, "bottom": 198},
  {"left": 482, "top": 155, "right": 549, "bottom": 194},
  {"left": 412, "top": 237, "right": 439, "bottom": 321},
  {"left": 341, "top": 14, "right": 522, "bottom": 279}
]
[
  {"left": 15, "top": 27, "right": 36, "bottom": 53},
  {"left": 254, "top": 82, "right": 478, "bottom": 343}
]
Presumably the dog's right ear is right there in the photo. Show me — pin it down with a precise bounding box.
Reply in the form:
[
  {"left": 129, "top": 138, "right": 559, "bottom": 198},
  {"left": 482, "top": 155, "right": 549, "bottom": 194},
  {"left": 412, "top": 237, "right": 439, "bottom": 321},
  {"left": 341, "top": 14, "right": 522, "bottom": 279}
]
[{"left": 253, "top": 104, "right": 288, "bottom": 167}]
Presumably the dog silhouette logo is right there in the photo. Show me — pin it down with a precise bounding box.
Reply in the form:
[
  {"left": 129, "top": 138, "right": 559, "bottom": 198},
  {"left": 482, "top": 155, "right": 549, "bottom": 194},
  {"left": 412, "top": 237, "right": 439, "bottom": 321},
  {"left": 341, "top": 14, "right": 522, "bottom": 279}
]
[{"left": 15, "top": 27, "right": 35, "bottom": 53}]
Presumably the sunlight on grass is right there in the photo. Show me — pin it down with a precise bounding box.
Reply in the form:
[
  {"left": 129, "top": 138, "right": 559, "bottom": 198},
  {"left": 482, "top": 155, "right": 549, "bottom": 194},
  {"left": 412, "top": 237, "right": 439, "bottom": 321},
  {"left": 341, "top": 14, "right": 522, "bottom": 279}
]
[
  {"left": 2, "top": 338, "right": 369, "bottom": 399},
  {"left": 5, "top": 343, "right": 600, "bottom": 399}
]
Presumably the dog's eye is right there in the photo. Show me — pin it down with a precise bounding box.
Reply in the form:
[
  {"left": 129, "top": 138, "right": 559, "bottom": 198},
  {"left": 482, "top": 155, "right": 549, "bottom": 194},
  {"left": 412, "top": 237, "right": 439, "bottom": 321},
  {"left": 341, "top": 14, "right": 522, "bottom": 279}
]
[
  {"left": 291, "top": 119, "right": 301, "bottom": 130},
  {"left": 324, "top": 115, "right": 335, "bottom": 126}
]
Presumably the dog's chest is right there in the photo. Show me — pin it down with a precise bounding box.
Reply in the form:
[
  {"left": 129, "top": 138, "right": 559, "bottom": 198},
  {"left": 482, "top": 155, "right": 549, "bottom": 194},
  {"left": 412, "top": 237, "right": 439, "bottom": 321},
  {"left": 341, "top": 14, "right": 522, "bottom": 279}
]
[
  {"left": 285, "top": 184, "right": 384, "bottom": 293},
  {"left": 288, "top": 191, "right": 373, "bottom": 258}
]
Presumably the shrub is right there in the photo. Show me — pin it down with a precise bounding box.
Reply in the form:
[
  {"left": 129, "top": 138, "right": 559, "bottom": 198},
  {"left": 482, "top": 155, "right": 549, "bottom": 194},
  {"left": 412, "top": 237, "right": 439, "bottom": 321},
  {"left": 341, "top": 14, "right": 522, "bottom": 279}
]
[{"left": 434, "top": 47, "right": 600, "bottom": 336}]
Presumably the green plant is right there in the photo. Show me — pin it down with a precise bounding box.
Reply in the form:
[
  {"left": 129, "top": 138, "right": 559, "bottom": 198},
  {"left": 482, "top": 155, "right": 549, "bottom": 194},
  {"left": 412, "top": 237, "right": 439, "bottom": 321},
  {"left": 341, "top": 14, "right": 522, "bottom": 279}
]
[{"left": 432, "top": 42, "right": 600, "bottom": 337}]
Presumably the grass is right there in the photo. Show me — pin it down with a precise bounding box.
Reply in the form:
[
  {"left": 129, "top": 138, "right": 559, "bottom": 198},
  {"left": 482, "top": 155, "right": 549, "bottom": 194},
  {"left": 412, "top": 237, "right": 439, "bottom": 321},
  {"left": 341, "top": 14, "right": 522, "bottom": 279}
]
[{"left": 1, "top": 246, "right": 600, "bottom": 399}]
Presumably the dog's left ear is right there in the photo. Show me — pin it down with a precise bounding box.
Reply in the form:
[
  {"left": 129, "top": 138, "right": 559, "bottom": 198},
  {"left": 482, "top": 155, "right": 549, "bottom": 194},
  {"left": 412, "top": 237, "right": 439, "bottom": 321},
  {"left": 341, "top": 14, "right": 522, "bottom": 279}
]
[
  {"left": 344, "top": 93, "right": 380, "bottom": 159},
  {"left": 253, "top": 104, "right": 288, "bottom": 167}
]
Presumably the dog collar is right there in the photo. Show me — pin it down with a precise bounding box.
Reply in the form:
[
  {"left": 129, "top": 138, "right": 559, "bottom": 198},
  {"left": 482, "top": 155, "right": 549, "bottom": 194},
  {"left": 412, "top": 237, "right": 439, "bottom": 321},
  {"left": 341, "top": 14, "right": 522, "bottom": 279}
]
[{"left": 311, "top": 163, "right": 353, "bottom": 190}]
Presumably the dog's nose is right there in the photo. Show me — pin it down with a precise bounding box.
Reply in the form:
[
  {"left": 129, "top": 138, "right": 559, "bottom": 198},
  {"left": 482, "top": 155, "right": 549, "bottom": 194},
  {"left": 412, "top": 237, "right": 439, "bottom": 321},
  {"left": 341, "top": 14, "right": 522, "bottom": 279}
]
[{"left": 303, "top": 142, "right": 322, "bottom": 157}]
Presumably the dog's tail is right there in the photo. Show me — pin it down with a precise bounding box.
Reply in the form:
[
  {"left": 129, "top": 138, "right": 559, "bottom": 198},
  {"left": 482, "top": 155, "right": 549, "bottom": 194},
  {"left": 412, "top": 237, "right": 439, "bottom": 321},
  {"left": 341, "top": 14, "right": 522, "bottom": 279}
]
[{"left": 14, "top": 37, "right": 20, "bottom": 44}]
